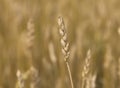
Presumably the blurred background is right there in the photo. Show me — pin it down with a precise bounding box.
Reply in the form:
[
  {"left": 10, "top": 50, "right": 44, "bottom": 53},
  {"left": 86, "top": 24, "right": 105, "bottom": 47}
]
[{"left": 0, "top": 0, "right": 120, "bottom": 88}]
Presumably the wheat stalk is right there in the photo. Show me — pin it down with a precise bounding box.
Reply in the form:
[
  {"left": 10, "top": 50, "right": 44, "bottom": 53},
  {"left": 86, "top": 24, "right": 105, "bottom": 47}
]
[
  {"left": 57, "top": 16, "right": 74, "bottom": 88},
  {"left": 118, "top": 57, "right": 120, "bottom": 87},
  {"left": 82, "top": 49, "right": 91, "bottom": 88},
  {"left": 16, "top": 18, "right": 36, "bottom": 88},
  {"left": 26, "top": 19, "right": 40, "bottom": 88}
]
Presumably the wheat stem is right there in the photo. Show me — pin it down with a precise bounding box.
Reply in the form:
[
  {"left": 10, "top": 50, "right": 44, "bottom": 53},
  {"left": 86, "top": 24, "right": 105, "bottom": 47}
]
[
  {"left": 58, "top": 16, "right": 74, "bottom": 88},
  {"left": 66, "top": 62, "right": 74, "bottom": 88}
]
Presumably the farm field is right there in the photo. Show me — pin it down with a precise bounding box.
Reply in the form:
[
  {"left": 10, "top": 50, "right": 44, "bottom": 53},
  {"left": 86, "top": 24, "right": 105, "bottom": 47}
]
[{"left": 0, "top": 0, "right": 120, "bottom": 88}]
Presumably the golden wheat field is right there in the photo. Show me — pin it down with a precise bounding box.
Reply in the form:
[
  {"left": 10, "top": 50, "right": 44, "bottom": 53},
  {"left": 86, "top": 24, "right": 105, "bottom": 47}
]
[{"left": 0, "top": 0, "right": 120, "bottom": 88}]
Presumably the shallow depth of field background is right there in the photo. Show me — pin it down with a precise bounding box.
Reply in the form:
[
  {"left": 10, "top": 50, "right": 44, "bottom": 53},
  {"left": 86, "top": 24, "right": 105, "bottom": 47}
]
[{"left": 0, "top": 0, "right": 120, "bottom": 88}]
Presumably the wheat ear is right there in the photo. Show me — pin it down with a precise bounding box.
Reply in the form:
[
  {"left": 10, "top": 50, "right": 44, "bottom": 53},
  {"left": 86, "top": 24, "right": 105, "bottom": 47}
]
[
  {"left": 25, "top": 18, "right": 35, "bottom": 67},
  {"left": 27, "top": 19, "right": 40, "bottom": 88},
  {"left": 26, "top": 18, "right": 35, "bottom": 53},
  {"left": 82, "top": 49, "right": 91, "bottom": 88},
  {"left": 58, "top": 16, "right": 74, "bottom": 88}
]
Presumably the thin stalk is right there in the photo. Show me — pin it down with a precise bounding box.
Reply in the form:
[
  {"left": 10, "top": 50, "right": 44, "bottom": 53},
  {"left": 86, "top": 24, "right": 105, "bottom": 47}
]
[
  {"left": 66, "top": 62, "right": 74, "bottom": 88},
  {"left": 58, "top": 16, "right": 74, "bottom": 88}
]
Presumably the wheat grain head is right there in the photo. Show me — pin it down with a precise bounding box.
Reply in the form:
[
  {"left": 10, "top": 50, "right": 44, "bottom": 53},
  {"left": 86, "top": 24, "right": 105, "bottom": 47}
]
[{"left": 57, "top": 16, "right": 74, "bottom": 88}]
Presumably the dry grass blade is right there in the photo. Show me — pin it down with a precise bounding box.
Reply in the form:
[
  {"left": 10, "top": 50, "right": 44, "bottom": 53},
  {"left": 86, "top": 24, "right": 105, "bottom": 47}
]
[{"left": 58, "top": 16, "right": 74, "bottom": 88}]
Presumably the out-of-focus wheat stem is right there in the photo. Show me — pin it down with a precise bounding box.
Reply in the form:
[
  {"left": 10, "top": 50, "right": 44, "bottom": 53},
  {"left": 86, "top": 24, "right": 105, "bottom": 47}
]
[
  {"left": 58, "top": 16, "right": 74, "bottom": 88},
  {"left": 16, "top": 18, "right": 36, "bottom": 87},
  {"left": 16, "top": 70, "right": 25, "bottom": 88},
  {"left": 118, "top": 57, "right": 120, "bottom": 87},
  {"left": 26, "top": 19, "right": 40, "bottom": 88},
  {"left": 118, "top": 58, "right": 120, "bottom": 76},
  {"left": 30, "top": 66, "right": 40, "bottom": 88},
  {"left": 82, "top": 49, "right": 91, "bottom": 88}
]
